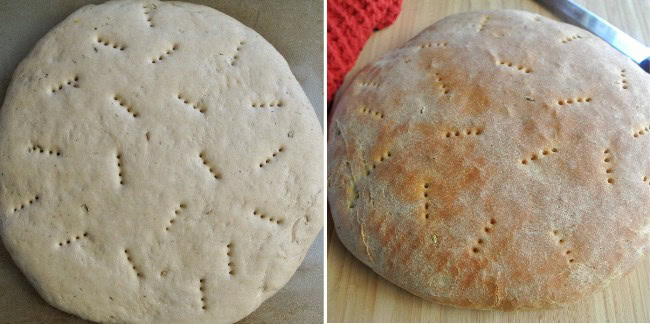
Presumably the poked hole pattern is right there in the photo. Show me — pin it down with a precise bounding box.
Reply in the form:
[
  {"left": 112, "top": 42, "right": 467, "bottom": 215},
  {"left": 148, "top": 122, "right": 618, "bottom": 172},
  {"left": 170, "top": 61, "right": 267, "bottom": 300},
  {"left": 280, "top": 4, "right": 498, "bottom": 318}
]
[
  {"left": 253, "top": 209, "right": 283, "bottom": 225},
  {"left": 226, "top": 242, "right": 235, "bottom": 275},
  {"left": 143, "top": 5, "right": 155, "bottom": 27},
  {"left": 176, "top": 94, "right": 206, "bottom": 114},
  {"left": 151, "top": 44, "right": 178, "bottom": 63},
  {"left": 359, "top": 80, "right": 379, "bottom": 88},
  {"left": 251, "top": 100, "right": 283, "bottom": 109},
  {"left": 259, "top": 146, "right": 284, "bottom": 168},
  {"left": 199, "top": 278, "right": 207, "bottom": 310},
  {"left": 11, "top": 194, "right": 40, "bottom": 213},
  {"left": 521, "top": 147, "right": 558, "bottom": 165},
  {"left": 199, "top": 152, "right": 221, "bottom": 180},
  {"left": 557, "top": 96, "right": 592, "bottom": 106},
  {"left": 445, "top": 127, "right": 483, "bottom": 138},
  {"left": 483, "top": 218, "right": 496, "bottom": 235},
  {"left": 116, "top": 153, "right": 124, "bottom": 185},
  {"left": 49, "top": 75, "right": 79, "bottom": 93},
  {"left": 230, "top": 41, "right": 245, "bottom": 66},
  {"left": 95, "top": 36, "right": 126, "bottom": 51},
  {"left": 473, "top": 218, "right": 497, "bottom": 254},
  {"left": 620, "top": 69, "right": 628, "bottom": 90},
  {"left": 561, "top": 34, "right": 583, "bottom": 43},
  {"left": 359, "top": 107, "right": 384, "bottom": 119},
  {"left": 604, "top": 148, "right": 614, "bottom": 184},
  {"left": 365, "top": 150, "right": 392, "bottom": 176},
  {"left": 478, "top": 16, "right": 489, "bottom": 31},
  {"left": 433, "top": 72, "right": 450, "bottom": 95},
  {"left": 348, "top": 185, "right": 360, "bottom": 209},
  {"left": 166, "top": 203, "right": 187, "bottom": 231},
  {"left": 420, "top": 42, "right": 447, "bottom": 49},
  {"left": 552, "top": 230, "right": 575, "bottom": 264},
  {"left": 112, "top": 95, "right": 140, "bottom": 118},
  {"left": 124, "top": 249, "right": 143, "bottom": 278},
  {"left": 28, "top": 143, "right": 61, "bottom": 156},
  {"left": 633, "top": 125, "right": 650, "bottom": 138},
  {"left": 497, "top": 60, "right": 532, "bottom": 73},
  {"left": 422, "top": 183, "right": 431, "bottom": 219},
  {"left": 58, "top": 232, "right": 89, "bottom": 247}
]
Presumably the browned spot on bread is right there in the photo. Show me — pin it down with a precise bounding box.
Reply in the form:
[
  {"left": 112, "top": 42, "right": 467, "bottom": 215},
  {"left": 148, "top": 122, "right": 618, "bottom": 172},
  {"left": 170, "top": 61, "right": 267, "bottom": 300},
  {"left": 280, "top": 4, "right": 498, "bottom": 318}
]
[
  {"left": 376, "top": 124, "right": 486, "bottom": 216},
  {"left": 498, "top": 299, "right": 517, "bottom": 311},
  {"left": 431, "top": 250, "right": 452, "bottom": 272},
  {"left": 452, "top": 85, "right": 492, "bottom": 116},
  {"left": 457, "top": 256, "right": 489, "bottom": 290},
  {"left": 395, "top": 229, "right": 425, "bottom": 267},
  {"left": 522, "top": 119, "right": 538, "bottom": 135},
  {"left": 484, "top": 278, "right": 501, "bottom": 307},
  {"left": 378, "top": 221, "right": 396, "bottom": 248},
  {"left": 428, "top": 69, "right": 492, "bottom": 116}
]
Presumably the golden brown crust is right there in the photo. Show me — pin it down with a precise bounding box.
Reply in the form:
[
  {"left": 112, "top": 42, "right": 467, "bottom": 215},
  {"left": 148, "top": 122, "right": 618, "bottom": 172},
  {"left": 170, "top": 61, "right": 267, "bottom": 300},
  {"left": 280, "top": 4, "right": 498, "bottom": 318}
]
[{"left": 328, "top": 9, "right": 650, "bottom": 310}]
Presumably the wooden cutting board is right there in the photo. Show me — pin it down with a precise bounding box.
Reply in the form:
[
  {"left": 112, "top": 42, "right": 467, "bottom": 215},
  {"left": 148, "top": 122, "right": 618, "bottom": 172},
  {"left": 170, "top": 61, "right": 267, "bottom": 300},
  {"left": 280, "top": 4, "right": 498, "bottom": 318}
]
[{"left": 327, "top": 0, "right": 650, "bottom": 322}]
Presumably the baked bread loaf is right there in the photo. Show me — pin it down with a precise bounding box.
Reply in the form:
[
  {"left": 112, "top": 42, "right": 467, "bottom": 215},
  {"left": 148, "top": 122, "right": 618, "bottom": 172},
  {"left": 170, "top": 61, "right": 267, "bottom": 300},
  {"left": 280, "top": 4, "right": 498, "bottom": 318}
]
[
  {"left": 328, "top": 9, "right": 650, "bottom": 310},
  {"left": 0, "top": 1, "right": 323, "bottom": 323}
]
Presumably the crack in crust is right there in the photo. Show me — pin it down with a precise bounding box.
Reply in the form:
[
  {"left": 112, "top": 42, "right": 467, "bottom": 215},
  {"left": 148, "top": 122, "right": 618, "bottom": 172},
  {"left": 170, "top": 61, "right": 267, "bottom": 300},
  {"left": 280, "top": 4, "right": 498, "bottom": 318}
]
[{"left": 359, "top": 223, "right": 374, "bottom": 264}]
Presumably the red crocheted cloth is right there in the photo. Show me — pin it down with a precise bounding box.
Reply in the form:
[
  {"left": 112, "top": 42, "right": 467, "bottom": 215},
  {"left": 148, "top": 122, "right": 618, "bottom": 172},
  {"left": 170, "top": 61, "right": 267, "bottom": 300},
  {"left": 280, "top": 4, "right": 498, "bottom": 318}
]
[{"left": 327, "top": 0, "right": 402, "bottom": 103}]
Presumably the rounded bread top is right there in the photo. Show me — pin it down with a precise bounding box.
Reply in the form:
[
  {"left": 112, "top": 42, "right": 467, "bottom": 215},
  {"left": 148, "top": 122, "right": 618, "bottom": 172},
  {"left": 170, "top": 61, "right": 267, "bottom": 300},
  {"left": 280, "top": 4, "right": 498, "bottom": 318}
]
[{"left": 328, "top": 9, "right": 650, "bottom": 310}]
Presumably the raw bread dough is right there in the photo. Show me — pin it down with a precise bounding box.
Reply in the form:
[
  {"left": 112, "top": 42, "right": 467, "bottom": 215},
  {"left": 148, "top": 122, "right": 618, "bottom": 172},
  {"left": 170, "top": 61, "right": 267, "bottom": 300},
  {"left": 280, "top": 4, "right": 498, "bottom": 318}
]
[
  {"left": 328, "top": 10, "right": 650, "bottom": 310},
  {"left": 0, "top": 0, "right": 323, "bottom": 323}
]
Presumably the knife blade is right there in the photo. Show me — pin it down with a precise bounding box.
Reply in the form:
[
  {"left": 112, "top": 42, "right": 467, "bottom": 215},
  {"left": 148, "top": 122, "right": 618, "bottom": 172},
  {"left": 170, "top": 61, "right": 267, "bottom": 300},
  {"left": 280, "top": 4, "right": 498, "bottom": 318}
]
[{"left": 536, "top": 0, "right": 650, "bottom": 72}]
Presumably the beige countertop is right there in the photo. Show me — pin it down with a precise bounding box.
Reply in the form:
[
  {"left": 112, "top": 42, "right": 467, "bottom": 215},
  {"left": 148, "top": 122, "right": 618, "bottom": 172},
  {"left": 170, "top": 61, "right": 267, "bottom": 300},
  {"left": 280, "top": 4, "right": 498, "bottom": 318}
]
[{"left": 0, "top": 1, "right": 323, "bottom": 323}]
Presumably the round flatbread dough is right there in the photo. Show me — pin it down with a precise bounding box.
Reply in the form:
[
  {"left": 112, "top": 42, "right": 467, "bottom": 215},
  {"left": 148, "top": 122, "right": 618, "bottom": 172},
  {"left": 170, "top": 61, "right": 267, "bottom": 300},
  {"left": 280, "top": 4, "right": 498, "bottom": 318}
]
[
  {"left": 0, "top": 0, "right": 322, "bottom": 322},
  {"left": 328, "top": 10, "right": 650, "bottom": 310}
]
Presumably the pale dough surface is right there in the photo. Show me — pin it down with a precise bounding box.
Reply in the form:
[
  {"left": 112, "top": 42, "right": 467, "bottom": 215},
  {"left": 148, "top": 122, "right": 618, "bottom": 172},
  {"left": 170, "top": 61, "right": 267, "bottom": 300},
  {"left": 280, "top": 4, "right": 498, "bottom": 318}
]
[
  {"left": 328, "top": 10, "right": 650, "bottom": 310},
  {"left": 0, "top": 0, "right": 323, "bottom": 323}
]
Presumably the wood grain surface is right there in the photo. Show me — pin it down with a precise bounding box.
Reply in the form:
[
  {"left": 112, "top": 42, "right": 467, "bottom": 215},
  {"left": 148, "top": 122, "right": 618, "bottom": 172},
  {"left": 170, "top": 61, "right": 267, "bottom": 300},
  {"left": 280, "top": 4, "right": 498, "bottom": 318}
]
[{"left": 327, "top": 0, "right": 650, "bottom": 322}]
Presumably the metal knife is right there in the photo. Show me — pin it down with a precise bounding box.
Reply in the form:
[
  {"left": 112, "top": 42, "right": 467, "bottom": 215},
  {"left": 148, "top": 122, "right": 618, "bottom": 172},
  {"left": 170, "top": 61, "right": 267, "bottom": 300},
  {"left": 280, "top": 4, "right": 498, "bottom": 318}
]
[{"left": 536, "top": 0, "right": 650, "bottom": 73}]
